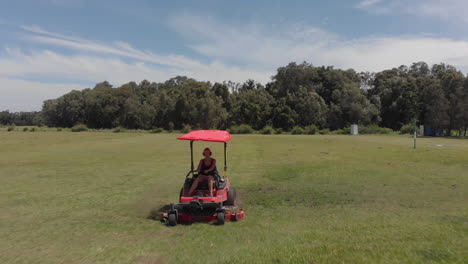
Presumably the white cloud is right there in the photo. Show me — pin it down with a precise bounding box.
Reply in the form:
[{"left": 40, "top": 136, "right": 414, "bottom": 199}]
[
  {"left": 46, "top": 0, "right": 83, "bottom": 8},
  {"left": 1, "top": 48, "right": 175, "bottom": 84},
  {"left": 0, "top": 25, "right": 270, "bottom": 111},
  {"left": 355, "top": 0, "right": 468, "bottom": 23},
  {"left": 0, "top": 77, "right": 84, "bottom": 111},
  {"left": 0, "top": 48, "right": 268, "bottom": 110},
  {"left": 0, "top": 48, "right": 269, "bottom": 85},
  {"left": 170, "top": 14, "right": 468, "bottom": 73},
  {"left": 321, "top": 37, "right": 468, "bottom": 72},
  {"left": 355, "top": 0, "right": 384, "bottom": 8},
  {"left": 169, "top": 14, "right": 339, "bottom": 69},
  {"left": 15, "top": 25, "right": 270, "bottom": 82},
  {"left": 3, "top": 15, "right": 468, "bottom": 111},
  {"left": 20, "top": 25, "right": 205, "bottom": 69}
]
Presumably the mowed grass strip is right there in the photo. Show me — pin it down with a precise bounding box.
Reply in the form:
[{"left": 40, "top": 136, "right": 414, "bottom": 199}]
[{"left": 0, "top": 132, "right": 467, "bottom": 264}]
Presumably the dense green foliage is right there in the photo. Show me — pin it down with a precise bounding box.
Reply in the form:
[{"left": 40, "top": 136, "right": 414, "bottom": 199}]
[
  {"left": 304, "top": 125, "right": 318, "bottom": 135},
  {"left": 71, "top": 123, "right": 88, "bottom": 132},
  {"left": 291, "top": 126, "right": 305, "bottom": 135},
  {"left": 228, "top": 124, "right": 254, "bottom": 134},
  {"left": 2, "top": 61, "right": 468, "bottom": 135},
  {"left": 259, "top": 125, "right": 274, "bottom": 135},
  {"left": 358, "top": 125, "right": 393, "bottom": 134},
  {"left": 366, "top": 62, "right": 468, "bottom": 135},
  {"left": 112, "top": 127, "right": 125, "bottom": 133},
  {"left": 151, "top": 127, "right": 164, "bottom": 133},
  {"left": 400, "top": 123, "right": 416, "bottom": 134},
  {"left": 0, "top": 111, "right": 41, "bottom": 126}
]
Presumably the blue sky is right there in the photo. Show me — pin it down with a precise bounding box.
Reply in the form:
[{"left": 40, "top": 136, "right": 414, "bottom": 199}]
[{"left": 1, "top": 0, "right": 468, "bottom": 111}]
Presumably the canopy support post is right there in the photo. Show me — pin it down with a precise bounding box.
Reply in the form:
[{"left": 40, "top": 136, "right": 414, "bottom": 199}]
[
  {"left": 190, "top": 140, "right": 194, "bottom": 171},
  {"left": 224, "top": 142, "right": 227, "bottom": 178}
]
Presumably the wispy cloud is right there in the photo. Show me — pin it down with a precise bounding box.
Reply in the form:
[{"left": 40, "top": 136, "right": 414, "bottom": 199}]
[
  {"left": 46, "top": 0, "right": 83, "bottom": 8},
  {"left": 168, "top": 14, "right": 339, "bottom": 69},
  {"left": 170, "top": 13, "right": 468, "bottom": 73},
  {"left": 3, "top": 13, "right": 468, "bottom": 111},
  {"left": 355, "top": 0, "right": 384, "bottom": 9},
  {"left": 20, "top": 25, "right": 206, "bottom": 69},
  {"left": 355, "top": 0, "right": 468, "bottom": 23},
  {"left": 17, "top": 25, "right": 271, "bottom": 81},
  {"left": 0, "top": 25, "right": 270, "bottom": 111}
]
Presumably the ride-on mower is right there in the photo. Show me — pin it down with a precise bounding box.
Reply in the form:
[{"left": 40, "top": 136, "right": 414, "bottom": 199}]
[{"left": 162, "top": 130, "right": 244, "bottom": 226}]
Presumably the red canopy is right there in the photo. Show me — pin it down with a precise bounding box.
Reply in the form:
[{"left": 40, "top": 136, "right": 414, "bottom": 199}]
[{"left": 177, "top": 130, "right": 232, "bottom": 142}]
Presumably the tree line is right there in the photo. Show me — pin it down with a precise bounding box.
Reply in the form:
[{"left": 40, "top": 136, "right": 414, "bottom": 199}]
[
  {"left": 0, "top": 111, "right": 41, "bottom": 126},
  {"left": 2, "top": 61, "right": 468, "bottom": 136}
]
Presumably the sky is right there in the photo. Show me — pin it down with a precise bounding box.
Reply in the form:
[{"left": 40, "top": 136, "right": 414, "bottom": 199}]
[{"left": 1, "top": 0, "right": 468, "bottom": 111}]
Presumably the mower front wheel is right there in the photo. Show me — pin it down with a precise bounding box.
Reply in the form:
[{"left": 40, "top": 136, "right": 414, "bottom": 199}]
[
  {"left": 168, "top": 213, "right": 177, "bottom": 226},
  {"left": 216, "top": 212, "right": 225, "bottom": 225}
]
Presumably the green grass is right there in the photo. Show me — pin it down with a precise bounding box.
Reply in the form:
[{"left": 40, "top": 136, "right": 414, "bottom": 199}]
[{"left": 0, "top": 132, "right": 467, "bottom": 264}]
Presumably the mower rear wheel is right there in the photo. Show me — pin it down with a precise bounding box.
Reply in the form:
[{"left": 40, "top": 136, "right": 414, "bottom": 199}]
[
  {"left": 224, "top": 188, "right": 237, "bottom": 206},
  {"left": 168, "top": 213, "right": 177, "bottom": 226},
  {"left": 216, "top": 212, "right": 225, "bottom": 225}
]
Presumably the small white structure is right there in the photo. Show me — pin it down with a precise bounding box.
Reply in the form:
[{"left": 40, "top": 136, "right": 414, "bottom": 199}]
[
  {"left": 351, "top": 124, "right": 359, "bottom": 135},
  {"left": 419, "top": 125, "right": 424, "bottom": 135}
]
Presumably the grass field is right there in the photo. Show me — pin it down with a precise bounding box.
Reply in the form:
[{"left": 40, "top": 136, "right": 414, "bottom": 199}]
[{"left": 0, "top": 132, "right": 467, "bottom": 264}]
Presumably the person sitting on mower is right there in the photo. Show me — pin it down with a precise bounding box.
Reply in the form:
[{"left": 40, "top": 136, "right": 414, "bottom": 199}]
[{"left": 188, "top": 147, "right": 217, "bottom": 197}]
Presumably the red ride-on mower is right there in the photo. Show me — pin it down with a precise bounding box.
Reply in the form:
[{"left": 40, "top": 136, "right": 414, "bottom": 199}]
[{"left": 162, "top": 130, "right": 244, "bottom": 226}]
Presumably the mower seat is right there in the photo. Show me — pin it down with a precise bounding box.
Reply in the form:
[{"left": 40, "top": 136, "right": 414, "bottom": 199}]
[
  {"left": 195, "top": 181, "right": 213, "bottom": 190},
  {"left": 190, "top": 174, "right": 224, "bottom": 190}
]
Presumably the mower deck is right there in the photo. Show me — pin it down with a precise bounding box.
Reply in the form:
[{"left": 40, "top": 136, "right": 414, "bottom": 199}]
[
  {"left": 162, "top": 178, "right": 244, "bottom": 225},
  {"left": 162, "top": 202, "right": 244, "bottom": 224}
]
